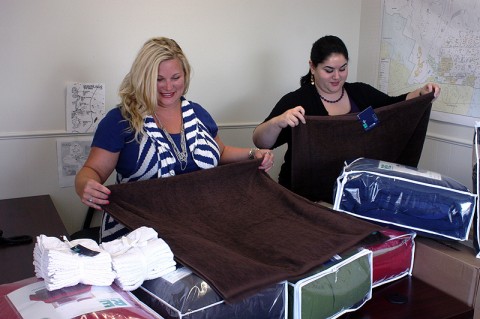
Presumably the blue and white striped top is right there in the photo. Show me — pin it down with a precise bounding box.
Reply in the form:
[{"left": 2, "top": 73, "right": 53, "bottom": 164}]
[{"left": 92, "top": 98, "right": 221, "bottom": 242}]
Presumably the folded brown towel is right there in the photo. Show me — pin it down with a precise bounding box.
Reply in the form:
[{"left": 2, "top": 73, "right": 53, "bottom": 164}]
[
  {"left": 103, "top": 159, "right": 380, "bottom": 302},
  {"left": 291, "top": 92, "right": 434, "bottom": 203}
]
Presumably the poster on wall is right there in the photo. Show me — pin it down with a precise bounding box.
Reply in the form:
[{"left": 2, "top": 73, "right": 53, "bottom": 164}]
[
  {"left": 66, "top": 82, "right": 106, "bottom": 133},
  {"left": 379, "top": 0, "right": 480, "bottom": 127},
  {"left": 56, "top": 137, "right": 91, "bottom": 188}
]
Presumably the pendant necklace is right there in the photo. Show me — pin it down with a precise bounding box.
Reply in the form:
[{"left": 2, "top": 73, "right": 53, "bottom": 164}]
[
  {"left": 319, "top": 87, "right": 345, "bottom": 103},
  {"left": 153, "top": 112, "right": 188, "bottom": 171}
]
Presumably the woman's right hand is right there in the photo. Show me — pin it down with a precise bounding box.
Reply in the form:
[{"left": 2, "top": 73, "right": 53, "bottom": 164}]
[
  {"left": 275, "top": 106, "right": 306, "bottom": 128},
  {"left": 75, "top": 147, "right": 117, "bottom": 210},
  {"left": 253, "top": 106, "right": 306, "bottom": 149},
  {"left": 79, "top": 178, "right": 111, "bottom": 210}
]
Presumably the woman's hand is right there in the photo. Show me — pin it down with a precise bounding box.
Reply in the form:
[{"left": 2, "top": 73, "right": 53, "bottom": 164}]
[
  {"left": 419, "top": 83, "right": 441, "bottom": 99},
  {"left": 406, "top": 83, "right": 441, "bottom": 101},
  {"left": 75, "top": 147, "right": 117, "bottom": 210},
  {"left": 79, "top": 178, "right": 111, "bottom": 210},
  {"left": 253, "top": 106, "right": 306, "bottom": 149},
  {"left": 275, "top": 106, "right": 306, "bottom": 128},
  {"left": 253, "top": 148, "right": 275, "bottom": 172}
]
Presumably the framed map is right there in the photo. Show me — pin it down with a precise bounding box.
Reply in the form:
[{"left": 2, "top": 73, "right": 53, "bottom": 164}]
[{"left": 379, "top": 0, "right": 480, "bottom": 126}]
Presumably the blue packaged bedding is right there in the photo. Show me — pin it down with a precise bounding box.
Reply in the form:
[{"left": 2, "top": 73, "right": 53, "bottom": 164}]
[
  {"left": 472, "top": 122, "right": 480, "bottom": 257},
  {"left": 333, "top": 158, "right": 476, "bottom": 241}
]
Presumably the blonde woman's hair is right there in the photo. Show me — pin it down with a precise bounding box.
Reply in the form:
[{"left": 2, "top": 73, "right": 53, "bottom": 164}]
[{"left": 118, "top": 37, "right": 191, "bottom": 141}]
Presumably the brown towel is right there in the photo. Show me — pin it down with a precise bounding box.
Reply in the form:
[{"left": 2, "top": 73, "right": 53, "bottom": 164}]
[
  {"left": 103, "top": 159, "right": 380, "bottom": 303},
  {"left": 291, "top": 92, "right": 434, "bottom": 203}
]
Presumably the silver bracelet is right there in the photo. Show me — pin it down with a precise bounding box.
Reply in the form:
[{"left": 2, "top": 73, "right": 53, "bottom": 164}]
[{"left": 248, "top": 147, "right": 259, "bottom": 160}]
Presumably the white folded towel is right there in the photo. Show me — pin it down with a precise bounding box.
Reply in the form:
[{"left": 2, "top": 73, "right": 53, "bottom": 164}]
[
  {"left": 100, "top": 226, "right": 176, "bottom": 290},
  {"left": 33, "top": 235, "right": 115, "bottom": 291},
  {"left": 33, "top": 226, "right": 176, "bottom": 292}
]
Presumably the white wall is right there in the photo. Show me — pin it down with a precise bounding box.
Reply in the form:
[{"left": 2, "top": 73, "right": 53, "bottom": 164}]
[
  {"left": 0, "top": 0, "right": 362, "bottom": 233},
  {"left": 1, "top": 0, "right": 362, "bottom": 131}
]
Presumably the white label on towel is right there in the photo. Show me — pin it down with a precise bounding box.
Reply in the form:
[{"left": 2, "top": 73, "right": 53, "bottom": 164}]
[
  {"left": 162, "top": 266, "right": 192, "bottom": 284},
  {"left": 378, "top": 161, "right": 442, "bottom": 180}
]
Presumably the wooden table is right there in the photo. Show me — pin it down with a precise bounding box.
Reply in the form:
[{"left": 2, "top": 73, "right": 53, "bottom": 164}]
[
  {"left": 0, "top": 195, "right": 68, "bottom": 284},
  {"left": 341, "top": 275, "right": 474, "bottom": 319}
]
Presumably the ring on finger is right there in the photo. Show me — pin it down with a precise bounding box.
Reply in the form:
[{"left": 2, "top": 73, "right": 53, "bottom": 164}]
[{"left": 88, "top": 197, "right": 93, "bottom": 203}]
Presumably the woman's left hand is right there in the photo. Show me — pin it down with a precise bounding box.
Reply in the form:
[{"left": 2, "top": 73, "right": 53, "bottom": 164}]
[
  {"left": 420, "top": 83, "right": 441, "bottom": 99},
  {"left": 254, "top": 149, "right": 275, "bottom": 172}
]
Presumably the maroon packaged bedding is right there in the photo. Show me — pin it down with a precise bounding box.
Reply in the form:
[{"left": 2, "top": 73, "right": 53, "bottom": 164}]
[
  {"left": 0, "top": 277, "right": 160, "bottom": 319},
  {"left": 364, "top": 229, "right": 415, "bottom": 287}
]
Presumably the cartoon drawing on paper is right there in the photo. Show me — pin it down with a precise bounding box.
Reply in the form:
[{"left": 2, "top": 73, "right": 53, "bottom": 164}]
[
  {"left": 67, "top": 83, "right": 105, "bottom": 133},
  {"left": 57, "top": 138, "right": 91, "bottom": 187}
]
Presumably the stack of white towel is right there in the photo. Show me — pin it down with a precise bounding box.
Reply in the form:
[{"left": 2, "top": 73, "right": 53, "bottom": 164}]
[
  {"left": 33, "top": 236, "right": 115, "bottom": 291},
  {"left": 101, "top": 226, "right": 177, "bottom": 291},
  {"left": 33, "top": 226, "right": 176, "bottom": 292}
]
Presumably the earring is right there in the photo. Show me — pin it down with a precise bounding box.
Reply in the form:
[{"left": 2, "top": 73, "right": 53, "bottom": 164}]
[{"left": 310, "top": 74, "right": 315, "bottom": 85}]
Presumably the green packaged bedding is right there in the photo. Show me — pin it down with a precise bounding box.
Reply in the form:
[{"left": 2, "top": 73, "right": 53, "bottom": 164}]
[{"left": 288, "top": 248, "right": 372, "bottom": 319}]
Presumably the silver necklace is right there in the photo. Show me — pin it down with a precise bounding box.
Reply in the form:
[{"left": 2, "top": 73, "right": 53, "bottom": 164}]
[{"left": 153, "top": 112, "right": 188, "bottom": 170}]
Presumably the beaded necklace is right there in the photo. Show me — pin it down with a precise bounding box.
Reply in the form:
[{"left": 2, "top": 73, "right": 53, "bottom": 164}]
[{"left": 319, "top": 87, "right": 345, "bottom": 103}]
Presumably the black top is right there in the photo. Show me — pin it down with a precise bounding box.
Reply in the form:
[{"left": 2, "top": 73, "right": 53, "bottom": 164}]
[{"left": 262, "top": 82, "right": 408, "bottom": 188}]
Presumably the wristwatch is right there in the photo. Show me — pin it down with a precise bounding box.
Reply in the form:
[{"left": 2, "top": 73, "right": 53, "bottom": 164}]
[{"left": 248, "top": 147, "right": 259, "bottom": 160}]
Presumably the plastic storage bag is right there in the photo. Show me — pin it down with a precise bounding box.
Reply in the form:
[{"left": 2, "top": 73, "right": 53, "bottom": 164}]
[
  {"left": 133, "top": 266, "right": 287, "bottom": 319},
  {"left": 363, "top": 229, "right": 416, "bottom": 287},
  {"left": 288, "top": 248, "right": 372, "bottom": 319},
  {"left": 0, "top": 277, "right": 161, "bottom": 319},
  {"left": 334, "top": 158, "right": 476, "bottom": 241},
  {"left": 472, "top": 122, "right": 480, "bottom": 257}
]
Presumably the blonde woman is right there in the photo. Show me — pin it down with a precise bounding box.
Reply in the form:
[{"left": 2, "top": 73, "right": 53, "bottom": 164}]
[{"left": 75, "top": 37, "right": 274, "bottom": 242}]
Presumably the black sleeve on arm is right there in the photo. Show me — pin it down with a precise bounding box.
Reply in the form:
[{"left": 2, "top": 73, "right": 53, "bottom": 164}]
[
  {"left": 262, "top": 86, "right": 326, "bottom": 149},
  {"left": 262, "top": 92, "right": 297, "bottom": 149}
]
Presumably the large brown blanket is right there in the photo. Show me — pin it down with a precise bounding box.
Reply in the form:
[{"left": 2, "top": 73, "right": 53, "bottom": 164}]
[
  {"left": 291, "top": 92, "right": 434, "bottom": 203},
  {"left": 103, "top": 160, "right": 380, "bottom": 303}
]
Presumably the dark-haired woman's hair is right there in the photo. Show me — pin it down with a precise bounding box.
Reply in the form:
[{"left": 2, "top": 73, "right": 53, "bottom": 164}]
[{"left": 300, "top": 35, "right": 349, "bottom": 86}]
